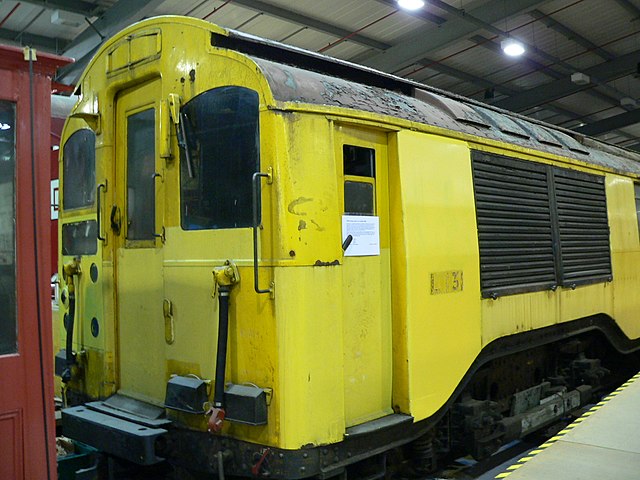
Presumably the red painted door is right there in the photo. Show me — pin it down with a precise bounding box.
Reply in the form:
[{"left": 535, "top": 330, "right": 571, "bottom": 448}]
[{"left": 0, "top": 46, "right": 70, "bottom": 480}]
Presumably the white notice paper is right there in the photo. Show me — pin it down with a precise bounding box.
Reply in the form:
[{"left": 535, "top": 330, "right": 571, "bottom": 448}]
[{"left": 342, "top": 215, "right": 380, "bottom": 257}]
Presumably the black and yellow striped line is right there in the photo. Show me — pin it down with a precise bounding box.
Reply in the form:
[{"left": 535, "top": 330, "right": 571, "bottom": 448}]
[{"left": 495, "top": 371, "right": 640, "bottom": 479}]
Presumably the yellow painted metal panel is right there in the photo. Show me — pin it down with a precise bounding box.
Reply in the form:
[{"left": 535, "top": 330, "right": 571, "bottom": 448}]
[
  {"left": 274, "top": 266, "right": 345, "bottom": 448},
  {"left": 107, "top": 42, "right": 129, "bottom": 73},
  {"left": 114, "top": 80, "right": 167, "bottom": 404},
  {"left": 129, "top": 30, "right": 161, "bottom": 65},
  {"left": 393, "top": 131, "right": 481, "bottom": 421},
  {"left": 117, "top": 247, "right": 166, "bottom": 402},
  {"left": 607, "top": 175, "right": 640, "bottom": 339},
  {"left": 278, "top": 113, "right": 342, "bottom": 266},
  {"left": 335, "top": 124, "right": 393, "bottom": 427},
  {"left": 559, "top": 283, "right": 613, "bottom": 324},
  {"left": 162, "top": 260, "right": 280, "bottom": 446},
  {"left": 481, "top": 291, "right": 559, "bottom": 346}
]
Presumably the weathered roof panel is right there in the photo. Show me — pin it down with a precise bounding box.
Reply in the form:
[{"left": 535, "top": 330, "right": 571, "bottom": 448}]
[{"left": 252, "top": 56, "right": 640, "bottom": 176}]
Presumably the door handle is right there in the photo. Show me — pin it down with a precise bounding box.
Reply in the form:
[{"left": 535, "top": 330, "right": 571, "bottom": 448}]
[{"left": 110, "top": 205, "right": 121, "bottom": 235}]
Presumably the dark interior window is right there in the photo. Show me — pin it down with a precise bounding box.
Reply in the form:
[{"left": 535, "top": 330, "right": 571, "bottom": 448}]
[
  {"left": 63, "top": 129, "right": 96, "bottom": 210},
  {"left": 344, "top": 181, "right": 374, "bottom": 215},
  {"left": 127, "top": 109, "right": 155, "bottom": 240},
  {"left": 179, "top": 86, "right": 259, "bottom": 230},
  {"left": 344, "top": 145, "right": 375, "bottom": 177},
  {"left": 343, "top": 145, "right": 375, "bottom": 215},
  {"left": 62, "top": 220, "right": 98, "bottom": 256},
  {"left": 0, "top": 100, "right": 16, "bottom": 355}
]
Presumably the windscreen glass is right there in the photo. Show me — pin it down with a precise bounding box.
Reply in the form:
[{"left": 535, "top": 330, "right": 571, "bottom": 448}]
[{"left": 179, "top": 86, "right": 259, "bottom": 230}]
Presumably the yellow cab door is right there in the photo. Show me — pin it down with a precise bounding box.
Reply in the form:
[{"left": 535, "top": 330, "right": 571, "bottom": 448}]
[
  {"left": 113, "top": 80, "right": 166, "bottom": 404},
  {"left": 335, "top": 124, "right": 393, "bottom": 427}
]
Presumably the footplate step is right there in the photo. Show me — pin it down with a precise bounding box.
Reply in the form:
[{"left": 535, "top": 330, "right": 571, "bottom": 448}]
[{"left": 62, "top": 405, "right": 167, "bottom": 465}]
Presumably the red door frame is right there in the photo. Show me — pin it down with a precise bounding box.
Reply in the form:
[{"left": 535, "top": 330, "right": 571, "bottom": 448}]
[{"left": 0, "top": 45, "right": 71, "bottom": 480}]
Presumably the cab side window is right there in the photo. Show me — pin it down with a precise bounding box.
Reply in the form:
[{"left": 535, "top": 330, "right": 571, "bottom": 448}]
[
  {"left": 61, "top": 129, "right": 97, "bottom": 255},
  {"left": 62, "top": 129, "right": 96, "bottom": 210},
  {"left": 343, "top": 145, "right": 375, "bottom": 215}
]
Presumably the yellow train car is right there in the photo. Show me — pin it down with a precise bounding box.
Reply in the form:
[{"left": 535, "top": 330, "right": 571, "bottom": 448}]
[{"left": 57, "top": 15, "right": 640, "bottom": 478}]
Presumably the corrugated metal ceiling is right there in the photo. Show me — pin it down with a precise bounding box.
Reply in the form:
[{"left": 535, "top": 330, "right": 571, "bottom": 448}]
[{"left": 0, "top": 0, "right": 638, "bottom": 149}]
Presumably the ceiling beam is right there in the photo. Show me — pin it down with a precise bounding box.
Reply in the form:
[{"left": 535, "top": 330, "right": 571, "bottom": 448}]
[
  {"left": 409, "top": 56, "right": 596, "bottom": 125},
  {"left": 398, "top": 0, "right": 635, "bottom": 110},
  {"left": 227, "top": 0, "right": 391, "bottom": 51},
  {"left": 528, "top": 9, "right": 614, "bottom": 62},
  {"left": 0, "top": 27, "right": 69, "bottom": 52},
  {"left": 465, "top": 11, "right": 632, "bottom": 108},
  {"left": 19, "top": 0, "right": 102, "bottom": 17},
  {"left": 57, "top": 0, "right": 165, "bottom": 84},
  {"left": 362, "top": 0, "right": 550, "bottom": 73},
  {"left": 575, "top": 109, "right": 640, "bottom": 136},
  {"left": 471, "top": 34, "right": 633, "bottom": 112},
  {"left": 613, "top": 0, "right": 640, "bottom": 19},
  {"left": 491, "top": 49, "right": 640, "bottom": 112},
  {"left": 415, "top": 58, "right": 518, "bottom": 94}
]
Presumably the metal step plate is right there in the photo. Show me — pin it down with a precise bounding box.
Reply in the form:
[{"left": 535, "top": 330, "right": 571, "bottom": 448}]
[
  {"left": 62, "top": 405, "right": 167, "bottom": 465},
  {"left": 85, "top": 401, "right": 171, "bottom": 428},
  {"left": 345, "top": 413, "right": 413, "bottom": 437},
  {"left": 103, "top": 394, "right": 166, "bottom": 420}
]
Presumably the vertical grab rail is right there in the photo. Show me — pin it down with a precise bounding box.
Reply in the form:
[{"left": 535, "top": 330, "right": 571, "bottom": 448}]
[
  {"left": 97, "top": 182, "right": 107, "bottom": 241},
  {"left": 252, "top": 170, "right": 272, "bottom": 295},
  {"left": 151, "top": 173, "right": 165, "bottom": 242}
]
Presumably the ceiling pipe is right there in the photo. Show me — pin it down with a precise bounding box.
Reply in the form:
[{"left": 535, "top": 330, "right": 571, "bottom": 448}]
[{"left": 0, "top": 3, "right": 21, "bottom": 29}]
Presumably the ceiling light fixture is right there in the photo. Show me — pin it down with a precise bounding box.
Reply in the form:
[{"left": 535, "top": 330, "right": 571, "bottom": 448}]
[
  {"left": 397, "top": 0, "right": 426, "bottom": 11},
  {"left": 0, "top": 123, "right": 11, "bottom": 130},
  {"left": 621, "top": 97, "right": 637, "bottom": 108},
  {"left": 571, "top": 72, "right": 590, "bottom": 85},
  {"left": 501, "top": 38, "right": 525, "bottom": 57}
]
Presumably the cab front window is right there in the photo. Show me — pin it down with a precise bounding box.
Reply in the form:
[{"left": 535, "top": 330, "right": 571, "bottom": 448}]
[
  {"left": 179, "top": 86, "right": 260, "bottom": 230},
  {"left": 62, "top": 129, "right": 96, "bottom": 210}
]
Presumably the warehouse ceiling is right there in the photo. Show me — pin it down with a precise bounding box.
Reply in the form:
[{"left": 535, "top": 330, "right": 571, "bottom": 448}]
[{"left": 1, "top": 0, "right": 639, "bottom": 150}]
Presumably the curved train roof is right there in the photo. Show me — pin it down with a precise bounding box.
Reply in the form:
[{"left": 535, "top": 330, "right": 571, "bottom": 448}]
[
  {"left": 216, "top": 25, "right": 640, "bottom": 177},
  {"left": 80, "top": 16, "right": 640, "bottom": 177}
]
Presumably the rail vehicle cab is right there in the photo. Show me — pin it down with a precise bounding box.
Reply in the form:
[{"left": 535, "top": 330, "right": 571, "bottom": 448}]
[
  {"left": 56, "top": 16, "right": 403, "bottom": 475},
  {"left": 56, "top": 15, "right": 640, "bottom": 479}
]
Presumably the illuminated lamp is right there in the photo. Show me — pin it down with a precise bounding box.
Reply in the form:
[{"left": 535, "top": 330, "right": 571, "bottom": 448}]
[
  {"left": 397, "top": 0, "right": 426, "bottom": 11},
  {"left": 501, "top": 38, "right": 525, "bottom": 57}
]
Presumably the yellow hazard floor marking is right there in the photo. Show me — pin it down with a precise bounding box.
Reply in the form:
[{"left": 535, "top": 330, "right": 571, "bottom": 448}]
[{"left": 494, "top": 370, "right": 640, "bottom": 479}]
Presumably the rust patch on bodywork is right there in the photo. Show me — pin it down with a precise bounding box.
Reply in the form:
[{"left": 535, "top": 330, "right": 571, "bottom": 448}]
[{"left": 314, "top": 259, "right": 340, "bottom": 266}]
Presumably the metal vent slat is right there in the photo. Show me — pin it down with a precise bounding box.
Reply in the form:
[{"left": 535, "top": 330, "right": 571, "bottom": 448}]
[
  {"left": 554, "top": 169, "right": 612, "bottom": 286},
  {"left": 472, "top": 152, "right": 556, "bottom": 297},
  {"left": 475, "top": 193, "right": 550, "bottom": 208}
]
